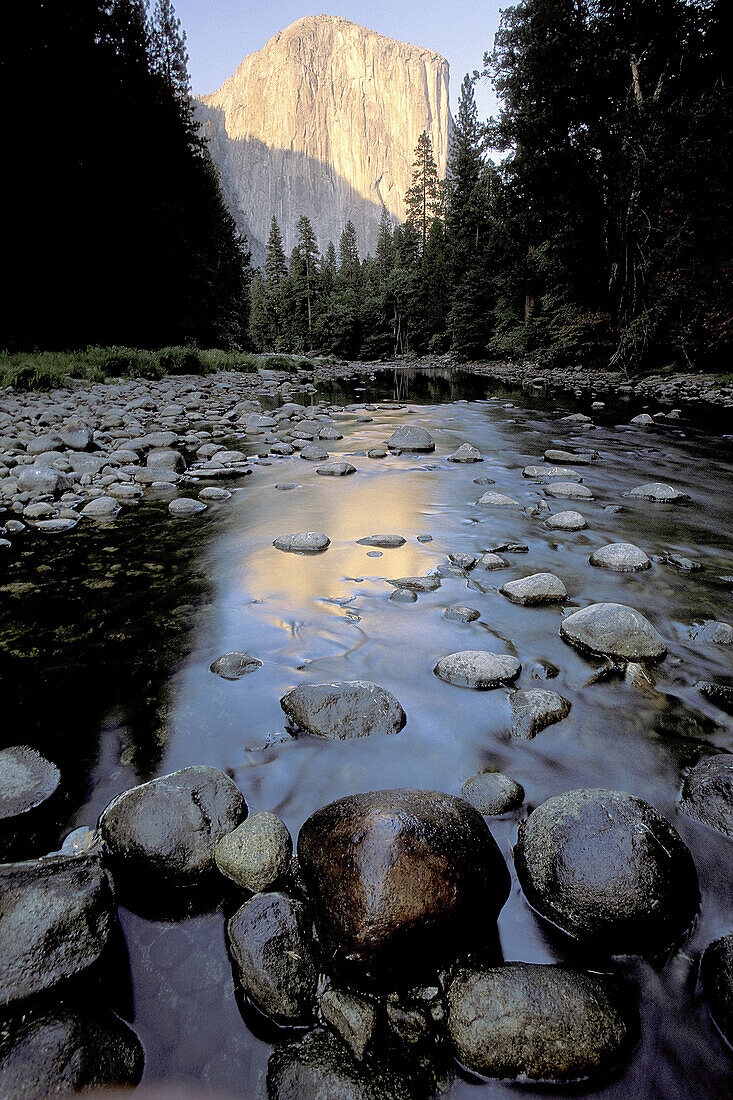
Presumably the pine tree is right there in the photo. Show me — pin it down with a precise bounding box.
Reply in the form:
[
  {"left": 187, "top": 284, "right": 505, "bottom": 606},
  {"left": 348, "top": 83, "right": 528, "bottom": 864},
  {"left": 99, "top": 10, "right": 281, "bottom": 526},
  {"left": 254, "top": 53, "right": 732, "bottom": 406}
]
[
  {"left": 338, "top": 221, "right": 361, "bottom": 284},
  {"left": 375, "top": 208, "right": 394, "bottom": 287},
  {"left": 147, "top": 0, "right": 190, "bottom": 103},
  {"left": 405, "top": 132, "right": 441, "bottom": 253},
  {"left": 264, "top": 216, "right": 288, "bottom": 287},
  {"left": 294, "top": 214, "right": 320, "bottom": 343}
]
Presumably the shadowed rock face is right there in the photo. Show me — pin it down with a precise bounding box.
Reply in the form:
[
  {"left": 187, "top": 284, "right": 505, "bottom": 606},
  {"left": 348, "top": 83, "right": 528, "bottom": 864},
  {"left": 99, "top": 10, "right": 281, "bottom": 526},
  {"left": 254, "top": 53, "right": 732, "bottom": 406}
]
[
  {"left": 297, "top": 789, "right": 510, "bottom": 986},
  {"left": 514, "top": 788, "right": 699, "bottom": 955},
  {"left": 0, "top": 1006, "right": 143, "bottom": 1098},
  {"left": 447, "top": 964, "right": 637, "bottom": 1084},
  {"left": 0, "top": 850, "right": 115, "bottom": 1006},
  {"left": 195, "top": 15, "right": 452, "bottom": 262}
]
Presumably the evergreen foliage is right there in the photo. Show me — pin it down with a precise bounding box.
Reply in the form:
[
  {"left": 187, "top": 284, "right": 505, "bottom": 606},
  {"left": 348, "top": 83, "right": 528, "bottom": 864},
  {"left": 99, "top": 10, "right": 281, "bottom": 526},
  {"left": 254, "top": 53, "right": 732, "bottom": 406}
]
[{"left": 2, "top": 0, "right": 251, "bottom": 352}]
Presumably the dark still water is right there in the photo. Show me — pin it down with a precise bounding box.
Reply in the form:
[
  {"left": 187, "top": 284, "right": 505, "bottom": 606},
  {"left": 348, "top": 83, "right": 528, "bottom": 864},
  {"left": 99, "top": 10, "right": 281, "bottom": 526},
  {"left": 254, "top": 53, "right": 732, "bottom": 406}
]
[{"left": 2, "top": 367, "right": 733, "bottom": 1098}]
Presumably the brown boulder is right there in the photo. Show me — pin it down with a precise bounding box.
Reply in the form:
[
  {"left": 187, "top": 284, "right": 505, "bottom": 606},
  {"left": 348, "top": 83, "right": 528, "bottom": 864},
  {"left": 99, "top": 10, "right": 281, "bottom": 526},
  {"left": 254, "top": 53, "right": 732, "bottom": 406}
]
[{"left": 297, "top": 789, "right": 510, "bottom": 986}]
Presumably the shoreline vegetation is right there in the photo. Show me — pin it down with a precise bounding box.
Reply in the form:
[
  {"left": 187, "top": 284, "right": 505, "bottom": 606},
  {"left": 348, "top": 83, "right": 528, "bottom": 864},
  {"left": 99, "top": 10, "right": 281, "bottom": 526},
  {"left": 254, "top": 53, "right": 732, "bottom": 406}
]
[{"left": 1, "top": 348, "right": 731, "bottom": 416}]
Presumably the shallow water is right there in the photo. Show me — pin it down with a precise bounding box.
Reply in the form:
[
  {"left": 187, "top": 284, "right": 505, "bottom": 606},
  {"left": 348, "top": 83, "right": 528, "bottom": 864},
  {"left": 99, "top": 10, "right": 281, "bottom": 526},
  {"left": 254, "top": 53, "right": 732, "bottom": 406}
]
[{"left": 2, "top": 367, "right": 733, "bottom": 1097}]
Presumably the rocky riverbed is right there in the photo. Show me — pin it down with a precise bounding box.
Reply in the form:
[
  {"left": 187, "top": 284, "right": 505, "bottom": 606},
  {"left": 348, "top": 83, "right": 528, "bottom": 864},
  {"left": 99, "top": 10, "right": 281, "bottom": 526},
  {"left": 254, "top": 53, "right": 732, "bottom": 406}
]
[{"left": 1, "top": 365, "right": 733, "bottom": 1099}]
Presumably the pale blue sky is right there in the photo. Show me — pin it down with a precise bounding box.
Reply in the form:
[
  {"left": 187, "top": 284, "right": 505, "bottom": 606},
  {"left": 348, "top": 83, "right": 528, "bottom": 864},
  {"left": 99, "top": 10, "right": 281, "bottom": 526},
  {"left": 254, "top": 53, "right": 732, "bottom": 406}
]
[{"left": 174, "top": 1, "right": 509, "bottom": 119}]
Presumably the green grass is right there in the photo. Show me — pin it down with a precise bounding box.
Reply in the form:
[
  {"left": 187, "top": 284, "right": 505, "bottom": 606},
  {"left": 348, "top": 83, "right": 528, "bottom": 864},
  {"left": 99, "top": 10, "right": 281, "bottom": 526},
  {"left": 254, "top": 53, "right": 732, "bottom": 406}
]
[{"left": 0, "top": 347, "right": 260, "bottom": 392}]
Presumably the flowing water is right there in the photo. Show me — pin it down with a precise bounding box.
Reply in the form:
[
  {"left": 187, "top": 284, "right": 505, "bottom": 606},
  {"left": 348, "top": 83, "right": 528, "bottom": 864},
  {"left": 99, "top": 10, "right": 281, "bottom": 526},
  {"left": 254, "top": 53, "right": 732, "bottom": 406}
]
[{"left": 2, "top": 367, "right": 733, "bottom": 1097}]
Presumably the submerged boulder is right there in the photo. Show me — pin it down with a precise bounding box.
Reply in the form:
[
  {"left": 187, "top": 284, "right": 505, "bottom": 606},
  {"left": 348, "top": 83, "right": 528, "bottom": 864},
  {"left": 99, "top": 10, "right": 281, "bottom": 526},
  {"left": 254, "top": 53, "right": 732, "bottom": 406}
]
[
  {"left": 0, "top": 745, "right": 60, "bottom": 819},
  {"left": 560, "top": 602, "right": 666, "bottom": 661},
  {"left": 387, "top": 426, "right": 435, "bottom": 452},
  {"left": 228, "top": 892, "right": 318, "bottom": 1025},
  {"left": 447, "top": 964, "right": 636, "bottom": 1084},
  {"left": 434, "top": 650, "right": 521, "bottom": 689},
  {"left": 701, "top": 934, "right": 733, "bottom": 1047},
  {"left": 679, "top": 754, "right": 733, "bottom": 838},
  {"left": 499, "top": 572, "right": 567, "bottom": 606},
  {"left": 210, "top": 652, "right": 262, "bottom": 679},
  {"left": 589, "top": 543, "right": 651, "bottom": 572},
  {"left": 280, "top": 680, "right": 406, "bottom": 740},
  {"left": 627, "top": 482, "right": 689, "bottom": 503},
  {"left": 297, "top": 789, "right": 510, "bottom": 985},
  {"left": 99, "top": 765, "right": 247, "bottom": 885},
  {"left": 514, "top": 788, "right": 699, "bottom": 955},
  {"left": 0, "top": 850, "right": 115, "bottom": 1005},
  {"left": 509, "top": 689, "right": 571, "bottom": 740},
  {"left": 0, "top": 1006, "right": 143, "bottom": 1098}
]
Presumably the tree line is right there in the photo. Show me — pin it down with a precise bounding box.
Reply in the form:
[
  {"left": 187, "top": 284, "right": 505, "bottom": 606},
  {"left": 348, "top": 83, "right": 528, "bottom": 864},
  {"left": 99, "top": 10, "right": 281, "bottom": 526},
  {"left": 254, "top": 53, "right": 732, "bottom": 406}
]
[
  {"left": 3, "top": 1, "right": 251, "bottom": 352},
  {"left": 250, "top": 0, "right": 731, "bottom": 373}
]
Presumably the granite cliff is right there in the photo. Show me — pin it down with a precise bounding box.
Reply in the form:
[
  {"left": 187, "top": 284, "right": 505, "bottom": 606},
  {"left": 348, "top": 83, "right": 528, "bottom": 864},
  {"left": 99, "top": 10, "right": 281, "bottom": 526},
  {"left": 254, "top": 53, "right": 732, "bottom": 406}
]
[{"left": 196, "top": 15, "right": 452, "bottom": 265}]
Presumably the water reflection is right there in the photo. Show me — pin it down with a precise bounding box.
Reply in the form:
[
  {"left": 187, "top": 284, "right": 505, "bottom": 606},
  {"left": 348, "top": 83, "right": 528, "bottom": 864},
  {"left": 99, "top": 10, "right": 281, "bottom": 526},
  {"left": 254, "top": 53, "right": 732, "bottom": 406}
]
[{"left": 2, "top": 370, "right": 733, "bottom": 1096}]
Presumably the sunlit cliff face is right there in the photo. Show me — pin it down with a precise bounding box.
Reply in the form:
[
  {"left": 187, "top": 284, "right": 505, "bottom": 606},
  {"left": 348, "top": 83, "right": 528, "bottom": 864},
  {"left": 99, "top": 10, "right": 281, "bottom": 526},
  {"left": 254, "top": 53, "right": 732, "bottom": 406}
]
[{"left": 196, "top": 15, "right": 452, "bottom": 262}]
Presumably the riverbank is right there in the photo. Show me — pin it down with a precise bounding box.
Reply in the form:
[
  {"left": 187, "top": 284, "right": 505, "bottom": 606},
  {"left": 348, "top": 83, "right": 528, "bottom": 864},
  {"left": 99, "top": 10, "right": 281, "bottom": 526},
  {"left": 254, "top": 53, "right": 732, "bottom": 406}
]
[{"left": 312, "top": 356, "right": 733, "bottom": 416}]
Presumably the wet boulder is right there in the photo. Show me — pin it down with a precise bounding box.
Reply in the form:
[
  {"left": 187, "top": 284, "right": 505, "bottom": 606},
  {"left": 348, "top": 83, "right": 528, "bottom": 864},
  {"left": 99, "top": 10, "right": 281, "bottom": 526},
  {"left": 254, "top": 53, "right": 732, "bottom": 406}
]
[
  {"left": 680, "top": 754, "right": 733, "bottom": 838},
  {"left": 522, "top": 465, "right": 582, "bottom": 480},
  {"left": 545, "top": 510, "right": 588, "bottom": 531},
  {"left": 627, "top": 482, "right": 689, "bottom": 503},
  {"left": 688, "top": 621, "right": 733, "bottom": 644},
  {"left": 320, "top": 989, "right": 377, "bottom": 1062},
  {"left": 514, "top": 788, "right": 699, "bottom": 954},
  {"left": 228, "top": 892, "right": 318, "bottom": 1025},
  {"left": 473, "top": 552, "right": 506, "bottom": 570},
  {"left": 461, "top": 772, "right": 524, "bottom": 815},
  {"left": 0, "top": 1006, "right": 143, "bottom": 1098},
  {"left": 0, "top": 850, "right": 115, "bottom": 1005},
  {"left": 317, "top": 462, "right": 356, "bottom": 476},
  {"left": 216, "top": 812, "right": 292, "bottom": 891},
  {"left": 701, "top": 934, "right": 733, "bottom": 1046},
  {"left": 0, "top": 745, "right": 60, "bottom": 819},
  {"left": 444, "top": 605, "right": 480, "bottom": 623},
  {"left": 16, "top": 466, "right": 73, "bottom": 496},
  {"left": 267, "top": 1031, "right": 432, "bottom": 1100},
  {"left": 210, "top": 652, "right": 262, "bottom": 679},
  {"left": 387, "top": 426, "right": 435, "bottom": 452},
  {"left": 499, "top": 572, "right": 567, "bottom": 606},
  {"left": 447, "top": 443, "right": 482, "bottom": 463},
  {"left": 560, "top": 602, "right": 666, "bottom": 661},
  {"left": 476, "top": 491, "right": 521, "bottom": 507},
  {"left": 434, "top": 650, "right": 521, "bottom": 689},
  {"left": 99, "top": 765, "right": 247, "bottom": 885},
  {"left": 590, "top": 542, "right": 651, "bottom": 572},
  {"left": 357, "top": 534, "right": 406, "bottom": 548},
  {"left": 386, "top": 575, "right": 441, "bottom": 593},
  {"left": 297, "top": 788, "right": 510, "bottom": 985},
  {"left": 281, "top": 680, "right": 406, "bottom": 740},
  {"left": 696, "top": 679, "right": 733, "bottom": 715},
  {"left": 447, "top": 964, "right": 636, "bottom": 1084},
  {"left": 509, "top": 689, "right": 571, "bottom": 740},
  {"left": 545, "top": 481, "right": 594, "bottom": 500},
  {"left": 273, "top": 531, "right": 330, "bottom": 552}
]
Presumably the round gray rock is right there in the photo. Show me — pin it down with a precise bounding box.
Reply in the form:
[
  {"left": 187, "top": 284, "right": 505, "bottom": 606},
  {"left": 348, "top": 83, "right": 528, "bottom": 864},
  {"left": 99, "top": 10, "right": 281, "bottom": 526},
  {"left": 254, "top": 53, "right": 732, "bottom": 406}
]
[
  {"left": 0, "top": 746, "right": 60, "bottom": 819},
  {"left": 357, "top": 534, "right": 406, "bottom": 548},
  {"left": 448, "top": 964, "right": 636, "bottom": 1084},
  {"left": 509, "top": 689, "right": 571, "bottom": 740},
  {"left": 476, "top": 491, "right": 520, "bottom": 507},
  {"left": 387, "top": 426, "right": 435, "bottom": 452},
  {"left": 560, "top": 602, "right": 666, "bottom": 660},
  {"left": 445, "top": 606, "right": 480, "bottom": 623},
  {"left": 316, "top": 461, "right": 356, "bottom": 476},
  {"left": 545, "top": 510, "right": 588, "bottom": 531},
  {"left": 434, "top": 651, "right": 521, "bottom": 690},
  {"left": 168, "top": 496, "right": 205, "bottom": 516},
  {"left": 216, "top": 812, "right": 292, "bottom": 891},
  {"left": 281, "top": 680, "right": 406, "bottom": 739},
  {"left": 590, "top": 542, "right": 651, "bottom": 572},
  {"left": 627, "top": 482, "right": 689, "bottom": 503},
  {"left": 461, "top": 772, "right": 524, "bottom": 815},
  {"left": 273, "top": 532, "right": 330, "bottom": 553},
  {"left": 99, "top": 765, "right": 247, "bottom": 884},
  {"left": 701, "top": 934, "right": 733, "bottom": 1047},
  {"left": 500, "top": 572, "right": 567, "bottom": 606},
  {"left": 447, "top": 443, "right": 482, "bottom": 463},
  {"left": 81, "top": 496, "right": 120, "bottom": 518},
  {"left": 514, "top": 788, "right": 699, "bottom": 954},
  {"left": 679, "top": 754, "right": 733, "bottom": 838},
  {"left": 210, "top": 652, "right": 262, "bottom": 679},
  {"left": 228, "top": 892, "right": 318, "bottom": 1025},
  {"left": 545, "top": 481, "right": 594, "bottom": 500}
]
